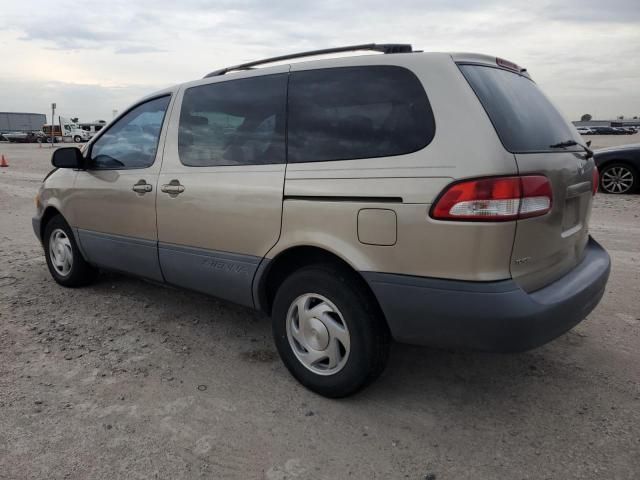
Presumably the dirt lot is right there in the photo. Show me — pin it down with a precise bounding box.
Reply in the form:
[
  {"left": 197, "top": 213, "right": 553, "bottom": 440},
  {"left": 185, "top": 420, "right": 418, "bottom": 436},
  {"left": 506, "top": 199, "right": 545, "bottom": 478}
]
[{"left": 0, "top": 138, "right": 639, "bottom": 480}]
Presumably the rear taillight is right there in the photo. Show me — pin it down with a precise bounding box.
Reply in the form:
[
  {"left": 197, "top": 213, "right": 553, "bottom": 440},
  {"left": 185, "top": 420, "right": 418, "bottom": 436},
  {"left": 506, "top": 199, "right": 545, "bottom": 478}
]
[
  {"left": 592, "top": 166, "right": 599, "bottom": 195},
  {"left": 431, "top": 175, "right": 552, "bottom": 221}
]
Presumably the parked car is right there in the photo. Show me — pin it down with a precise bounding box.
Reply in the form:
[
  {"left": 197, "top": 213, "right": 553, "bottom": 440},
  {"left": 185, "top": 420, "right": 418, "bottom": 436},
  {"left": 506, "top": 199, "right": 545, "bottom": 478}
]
[
  {"left": 32, "top": 45, "right": 611, "bottom": 397},
  {"left": 612, "top": 127, "right": 632, "bottom": 135},
  {"left": 590, "top": 126, "right": 617, "bottom": 135},
  {"left": 4, "top": 131, "right": 47, "bottom": 143},
  {"left": 576, "top": 127, "right": 594, "bottom": 135},
  {"left": 3, "top": 131, "right": 28, "bottom": 142},
  {"left": 594, "top": 143, "right": 640, "bottom": 194}
]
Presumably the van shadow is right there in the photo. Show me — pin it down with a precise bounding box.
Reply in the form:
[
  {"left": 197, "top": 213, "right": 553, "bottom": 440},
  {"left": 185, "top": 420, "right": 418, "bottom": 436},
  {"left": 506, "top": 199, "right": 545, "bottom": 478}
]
[
  {"left": 360, "top": 337, "right": 591, "bottom": 410},
  {"left": 89, "top": 270, "right": 593, "bottom": 410}
]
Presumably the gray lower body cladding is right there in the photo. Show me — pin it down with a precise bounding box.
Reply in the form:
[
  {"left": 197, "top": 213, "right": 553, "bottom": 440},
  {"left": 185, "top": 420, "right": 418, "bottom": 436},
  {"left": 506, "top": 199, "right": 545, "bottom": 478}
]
[
  {"left": 41, "top": 225, "right": 260, "bottom": 308},
  {"left": 158, "top": 242, "right": 259, "bottom": 308},
  {"left": 363, "top": 237, "right": 610, "bottom": 352},
  {"left": 35, "top": 218, "right": 610, "bottom": 352},
  {"left": 77, "top": 229, "right": 164, "bottom": 282}
]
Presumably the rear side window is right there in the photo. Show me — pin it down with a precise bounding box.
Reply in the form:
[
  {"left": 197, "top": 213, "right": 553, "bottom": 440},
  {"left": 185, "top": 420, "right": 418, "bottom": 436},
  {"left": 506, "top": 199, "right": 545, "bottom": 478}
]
[
  {"left": 178, "top": 74, "right": 287, "bottom": 167},
  {"left": 288, "top": 66, "right": 435, "bottom": 163},
  {"left": 459, "top": 65, "right": 580, "bottom": 153}
]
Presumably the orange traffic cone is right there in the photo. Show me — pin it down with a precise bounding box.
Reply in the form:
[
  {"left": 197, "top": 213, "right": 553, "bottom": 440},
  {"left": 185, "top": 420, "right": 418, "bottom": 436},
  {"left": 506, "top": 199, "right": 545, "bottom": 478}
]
[{"left": 0, "top": 154, "right": 8, "bottom": 167}]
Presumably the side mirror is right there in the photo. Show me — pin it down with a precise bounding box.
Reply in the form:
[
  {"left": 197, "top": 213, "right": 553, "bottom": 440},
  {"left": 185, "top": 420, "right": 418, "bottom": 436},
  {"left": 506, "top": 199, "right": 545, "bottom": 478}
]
[
  {"left": 586, "top": 140, "right": 592, "bottom": 147},
  {"left": 51, "top": 147, "right": 84, "bottom": 169}
]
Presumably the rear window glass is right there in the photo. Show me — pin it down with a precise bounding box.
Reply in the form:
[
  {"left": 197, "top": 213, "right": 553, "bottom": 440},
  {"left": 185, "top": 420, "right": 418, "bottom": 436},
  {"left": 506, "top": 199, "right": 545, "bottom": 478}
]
[
  {"left": 288, "top": 66, "right": 435, "bottom": 163},
  {"left": 459, "top": 65, "right": 580, "bottom": 153}
]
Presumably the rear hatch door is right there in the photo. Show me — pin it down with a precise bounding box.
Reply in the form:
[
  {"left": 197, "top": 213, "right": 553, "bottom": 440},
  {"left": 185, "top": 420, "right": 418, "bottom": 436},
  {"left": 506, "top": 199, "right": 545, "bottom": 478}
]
[{"left": 459, "top": 61, "right": 596, "bottom": 292}]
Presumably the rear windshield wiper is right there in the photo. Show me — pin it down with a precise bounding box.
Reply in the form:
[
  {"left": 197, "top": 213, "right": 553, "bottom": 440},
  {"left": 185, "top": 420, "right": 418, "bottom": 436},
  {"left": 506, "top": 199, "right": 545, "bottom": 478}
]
[{"left": 549, "top": 140, "right": 593, "bottom": 158}]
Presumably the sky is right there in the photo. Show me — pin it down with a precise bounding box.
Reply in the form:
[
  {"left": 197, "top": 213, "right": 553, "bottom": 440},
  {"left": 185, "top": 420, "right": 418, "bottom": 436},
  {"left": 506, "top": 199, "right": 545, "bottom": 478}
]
[{"left": 0, "top": 0, "right": 639, "bottom": 123}]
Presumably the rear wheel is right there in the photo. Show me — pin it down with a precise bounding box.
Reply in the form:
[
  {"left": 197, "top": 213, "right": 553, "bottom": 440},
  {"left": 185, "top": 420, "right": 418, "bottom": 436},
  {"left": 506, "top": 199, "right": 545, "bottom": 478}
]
[
  {"left": 272, "top": 264, "right": 390, "bottom": 398},
  {"left": 43, "top": 215, "right": 97, "bottom": 287},
  {"left": 600, "top": 163, "right": 637, "bottom": 194},
  {"left": 73, "top": 135, "right": 82, "bottom": 143}
]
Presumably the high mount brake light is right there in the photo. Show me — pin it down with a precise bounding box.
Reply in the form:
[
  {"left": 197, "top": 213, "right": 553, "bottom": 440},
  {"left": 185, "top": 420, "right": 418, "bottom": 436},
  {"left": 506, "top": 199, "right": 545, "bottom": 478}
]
[
  {"left": 496, "top": 57, "right": 523, "bottom": 72},
  {"left": 430, "top": 176, "right": 553, "bottom": 222}
]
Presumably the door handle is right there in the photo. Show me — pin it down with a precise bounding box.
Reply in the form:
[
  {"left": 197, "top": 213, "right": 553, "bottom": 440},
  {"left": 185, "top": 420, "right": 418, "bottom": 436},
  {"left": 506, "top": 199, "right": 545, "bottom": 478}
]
[
  {"left": 132, "top": 179, "right": 152, "bottom": 194},
  {"left": 161, "top": 179, "right": 185, "bottom": 196}
]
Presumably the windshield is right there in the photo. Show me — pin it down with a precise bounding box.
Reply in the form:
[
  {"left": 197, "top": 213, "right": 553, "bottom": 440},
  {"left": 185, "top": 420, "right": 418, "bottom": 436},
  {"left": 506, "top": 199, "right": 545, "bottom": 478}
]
[{"left": 459, "top": 64, "right": 581, "bottom": 153}]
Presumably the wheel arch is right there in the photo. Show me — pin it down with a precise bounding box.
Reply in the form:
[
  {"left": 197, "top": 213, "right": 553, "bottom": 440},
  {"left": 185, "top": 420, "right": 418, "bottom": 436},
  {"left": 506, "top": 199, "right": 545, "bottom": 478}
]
[
  {"left": 253, "top": 245, "right": 384, "bottom": 320},
  {"left": 597, "top": 158, "right": 638, "bottom": 171},
  {"left": 39, "top": 207, "right": 88, "bottom": 260},
  {"left": 40, "top": 206, "right": 63, "bottom": 240}
]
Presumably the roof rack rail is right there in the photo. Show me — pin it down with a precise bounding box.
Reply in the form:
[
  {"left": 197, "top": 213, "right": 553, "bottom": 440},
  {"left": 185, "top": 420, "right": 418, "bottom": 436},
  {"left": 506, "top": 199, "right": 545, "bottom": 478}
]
[{"left": 203, "top": 43, "right": 413, "bottom": 78}]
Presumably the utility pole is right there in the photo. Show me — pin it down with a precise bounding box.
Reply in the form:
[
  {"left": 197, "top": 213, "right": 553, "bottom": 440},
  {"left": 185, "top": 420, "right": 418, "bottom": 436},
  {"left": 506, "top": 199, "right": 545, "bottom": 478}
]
[{"left": 50, "top": 103, "right": 56, "bottom": 148}]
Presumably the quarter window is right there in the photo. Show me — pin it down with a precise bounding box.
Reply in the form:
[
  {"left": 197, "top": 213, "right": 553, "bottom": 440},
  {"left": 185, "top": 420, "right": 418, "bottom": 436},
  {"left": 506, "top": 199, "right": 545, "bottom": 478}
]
[
  {"left": 178, "top": 74, "right": 287, "bottom": 167},
  {"left": 90, "top": 95, "right": 170, "bottom": 169},
  {"left": 288, "top": 66, "right": 435, "bottom": 163}
]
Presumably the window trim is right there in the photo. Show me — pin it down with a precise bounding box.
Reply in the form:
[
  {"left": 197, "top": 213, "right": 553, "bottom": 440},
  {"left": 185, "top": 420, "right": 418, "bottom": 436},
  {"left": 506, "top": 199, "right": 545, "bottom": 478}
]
[
  {"left": 86, "top": 94, "right": 172, "bottom": 171},
  {"left": 286, "top": 65, "right": 436, "bottom": 164},
  {"left": 177, "top": 73, "right": 288, "bottom": 168}
]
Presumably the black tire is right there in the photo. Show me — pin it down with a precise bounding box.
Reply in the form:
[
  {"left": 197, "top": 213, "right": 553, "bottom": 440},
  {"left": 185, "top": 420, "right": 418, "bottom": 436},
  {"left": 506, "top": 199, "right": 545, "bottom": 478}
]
[
  {"left": 73, "top": 135, "right": 82, "bottom": 143},
  {"left": 43, "top": 215, "right": 97, "bottom": 287},
  {"left": 599, "top": 162, "right": 638, "bottom": 194},
  {"left": 272, "top": 263, "right": 390, "bottom": 398}
]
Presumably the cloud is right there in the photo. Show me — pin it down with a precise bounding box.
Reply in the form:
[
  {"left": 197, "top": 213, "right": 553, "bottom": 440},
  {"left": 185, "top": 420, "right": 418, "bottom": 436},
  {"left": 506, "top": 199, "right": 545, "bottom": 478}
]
[
  {"left": 19, "top": 25, "right": 118, "bottom": 48},
  {"left": 115, "top": 46, "right": 166, "bottom": 55},
  {"left": 0, "top": 0, "right": 638, "bottom": 120},
  {"left": 534, "top": 0, "right": 640, "bottom": 23},
  {"left": 0, "top": 78, "right": 164, "bottom": 122}
]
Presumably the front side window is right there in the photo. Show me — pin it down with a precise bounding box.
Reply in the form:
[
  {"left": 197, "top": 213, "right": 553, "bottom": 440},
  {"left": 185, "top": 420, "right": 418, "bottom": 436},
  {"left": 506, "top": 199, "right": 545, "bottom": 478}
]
[
  {"left": 178, "top": 74, "right": 287, "bottom": 167},
  {"left": 288, "top": 66, "right": 435, "bottom": 163},
  {"left": 90, "top": 95, "right": 170, "bottom": 169}
]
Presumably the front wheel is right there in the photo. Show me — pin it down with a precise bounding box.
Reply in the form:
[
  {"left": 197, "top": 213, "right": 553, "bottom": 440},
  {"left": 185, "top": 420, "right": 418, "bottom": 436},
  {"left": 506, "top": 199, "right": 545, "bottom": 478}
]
[
  {"left": 43, "top": 215, "right": 97, "bottom": 287},
  {"left": 272, "top": 264, "right": 390, "bottom": 398},
  {"left": 600, "top": 163, "right": 637, "bottom": 194},
  {"left": 73, "top": 135, "right": 82, "bottom": 143}
]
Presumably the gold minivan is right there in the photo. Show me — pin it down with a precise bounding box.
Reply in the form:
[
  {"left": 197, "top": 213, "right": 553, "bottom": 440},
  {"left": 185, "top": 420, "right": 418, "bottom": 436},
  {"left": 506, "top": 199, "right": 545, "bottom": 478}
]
[{"left": 33, "top": 44, "right": 610, "bottom": 397}]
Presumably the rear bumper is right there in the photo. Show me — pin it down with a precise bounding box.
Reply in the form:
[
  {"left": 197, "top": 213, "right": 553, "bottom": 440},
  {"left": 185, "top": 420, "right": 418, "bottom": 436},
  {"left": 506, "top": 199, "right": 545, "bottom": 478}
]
[{"left": 363, "top": 237, "right": 610, "bottom": 352}]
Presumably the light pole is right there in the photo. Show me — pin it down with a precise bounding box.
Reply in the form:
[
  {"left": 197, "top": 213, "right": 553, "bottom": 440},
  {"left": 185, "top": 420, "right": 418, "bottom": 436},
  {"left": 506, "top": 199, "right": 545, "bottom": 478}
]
[{"left": 50, "top": 103, "right": 56, "bottom": 148}]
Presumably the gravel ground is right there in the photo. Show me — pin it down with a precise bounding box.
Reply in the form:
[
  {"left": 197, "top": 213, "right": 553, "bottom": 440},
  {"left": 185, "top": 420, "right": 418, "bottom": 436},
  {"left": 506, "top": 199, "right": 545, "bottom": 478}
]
[{"left": 0, "top": 140, "right": 639, "bottom": 480}]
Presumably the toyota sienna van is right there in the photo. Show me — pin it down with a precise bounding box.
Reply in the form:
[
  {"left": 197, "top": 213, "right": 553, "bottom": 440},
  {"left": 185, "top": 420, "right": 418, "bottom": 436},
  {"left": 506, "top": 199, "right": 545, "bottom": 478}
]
[{"left": 33, "top": 44, "right": 611, "bottom": 397}]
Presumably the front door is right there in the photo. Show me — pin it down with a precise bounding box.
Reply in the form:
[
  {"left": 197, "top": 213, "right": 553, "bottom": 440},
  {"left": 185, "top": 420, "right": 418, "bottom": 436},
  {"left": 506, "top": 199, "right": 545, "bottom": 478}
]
[
  {"left": 70, "top": 95, "right": 172, "bottom": 281},
  {"left": 156, "top": 70, "right": 289, "bottom": 307}
]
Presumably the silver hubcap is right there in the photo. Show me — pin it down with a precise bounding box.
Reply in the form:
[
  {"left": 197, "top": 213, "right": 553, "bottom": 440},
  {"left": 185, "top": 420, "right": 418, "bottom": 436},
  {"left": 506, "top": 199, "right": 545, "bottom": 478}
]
[
  {"left": 286, "top": 293, "right": 350, "bottom": 376},
  {"left": 49, "top": 228, "right": 73, "bottom": 277},
  {"left": 602, "top": 166, "right": 634, "bottom": 193}
]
